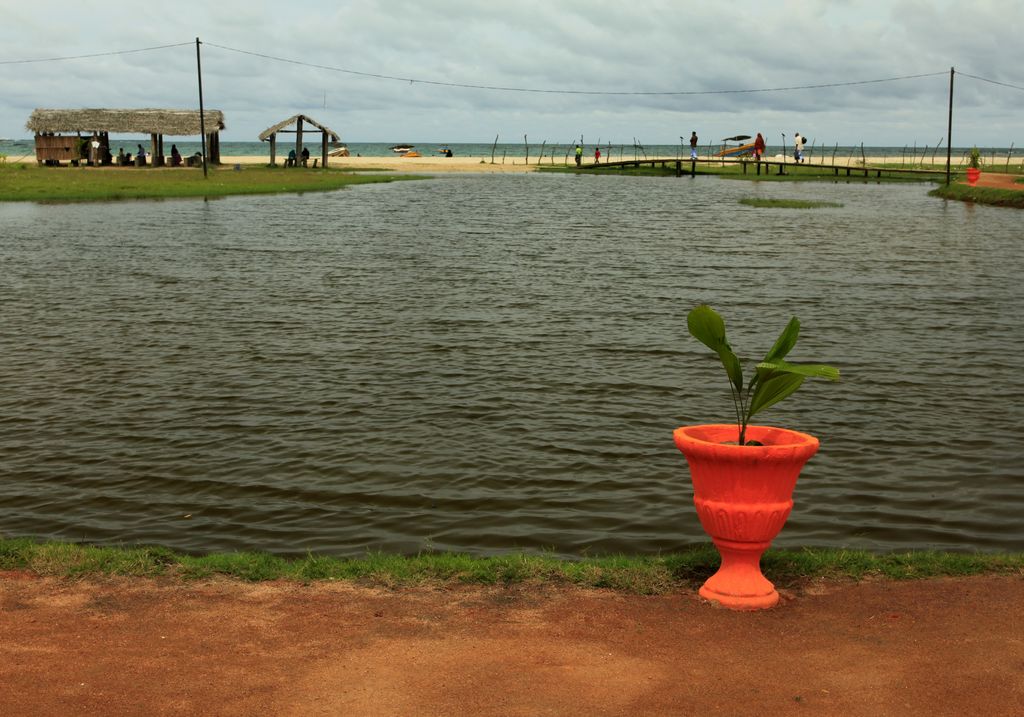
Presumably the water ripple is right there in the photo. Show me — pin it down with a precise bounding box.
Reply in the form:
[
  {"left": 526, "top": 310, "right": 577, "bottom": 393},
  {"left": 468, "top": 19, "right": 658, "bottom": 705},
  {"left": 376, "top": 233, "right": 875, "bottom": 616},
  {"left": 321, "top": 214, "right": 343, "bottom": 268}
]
[{"left": 1, "top": 175, "right": 1022, "bottom": 556}]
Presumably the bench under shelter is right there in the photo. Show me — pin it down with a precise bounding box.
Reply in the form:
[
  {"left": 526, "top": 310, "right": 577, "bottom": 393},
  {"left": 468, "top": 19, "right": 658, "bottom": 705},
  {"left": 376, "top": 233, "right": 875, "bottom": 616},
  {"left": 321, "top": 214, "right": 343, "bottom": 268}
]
[{"left": 259, "top": 114, "right": 342, "bottom": 168}]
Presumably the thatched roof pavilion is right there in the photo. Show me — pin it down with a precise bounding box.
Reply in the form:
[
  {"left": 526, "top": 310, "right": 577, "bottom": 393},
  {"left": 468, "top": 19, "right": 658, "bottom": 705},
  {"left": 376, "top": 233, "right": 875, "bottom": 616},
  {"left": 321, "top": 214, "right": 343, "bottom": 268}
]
[
  {"left": 27, "top": 108, "right": 225, "bottom": 166},
  {"left": 258, "top": 114, "right": 341, "bottom": 168}
]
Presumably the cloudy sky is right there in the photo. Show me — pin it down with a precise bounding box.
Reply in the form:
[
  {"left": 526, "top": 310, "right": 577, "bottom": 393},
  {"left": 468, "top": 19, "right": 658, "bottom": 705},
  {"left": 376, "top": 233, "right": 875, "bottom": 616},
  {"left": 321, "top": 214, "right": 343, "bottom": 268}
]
[{"left": 1, "top": 0, "right": 1021, "bottom": 147}]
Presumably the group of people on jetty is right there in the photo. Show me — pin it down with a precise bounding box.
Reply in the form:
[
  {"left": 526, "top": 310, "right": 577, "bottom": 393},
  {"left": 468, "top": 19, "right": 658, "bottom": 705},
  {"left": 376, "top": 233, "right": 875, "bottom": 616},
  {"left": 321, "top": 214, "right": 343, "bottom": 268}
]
[{"left": 571, "top": 129, "right": 809, "bottom": 167}]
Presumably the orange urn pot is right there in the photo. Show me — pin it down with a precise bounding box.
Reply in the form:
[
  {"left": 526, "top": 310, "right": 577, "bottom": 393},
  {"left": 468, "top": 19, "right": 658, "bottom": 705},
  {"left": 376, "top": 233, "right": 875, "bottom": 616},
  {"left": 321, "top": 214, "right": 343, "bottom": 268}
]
[
  {"left": 966, "top": 167, "right": 981, "bottom": 186},
  {"left": 673, "top": 424, "right": 820, "bottom": 610}
]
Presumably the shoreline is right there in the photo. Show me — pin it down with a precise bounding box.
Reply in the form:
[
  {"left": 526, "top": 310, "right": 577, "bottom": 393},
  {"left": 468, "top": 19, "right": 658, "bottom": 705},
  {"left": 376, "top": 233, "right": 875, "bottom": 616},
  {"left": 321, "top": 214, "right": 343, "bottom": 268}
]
[
  {"left": 7, "top": 152, "right": 997, "bottom": 173},
  {"left": 3, "top": 538, "right": 1022, "bottom": 588}
]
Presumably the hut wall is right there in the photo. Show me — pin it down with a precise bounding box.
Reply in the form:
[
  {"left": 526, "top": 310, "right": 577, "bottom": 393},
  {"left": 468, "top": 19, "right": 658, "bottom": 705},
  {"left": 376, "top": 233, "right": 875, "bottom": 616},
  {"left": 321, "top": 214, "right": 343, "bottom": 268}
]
[{"left": 34, "top": 134, "right": 82, "bottom": 162}]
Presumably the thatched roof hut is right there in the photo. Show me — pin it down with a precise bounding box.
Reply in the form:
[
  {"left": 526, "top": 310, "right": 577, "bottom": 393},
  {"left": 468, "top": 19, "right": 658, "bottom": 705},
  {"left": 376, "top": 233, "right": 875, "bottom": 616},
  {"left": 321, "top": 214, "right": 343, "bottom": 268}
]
[
  {"left": 27, "top": 108, "right": 225, "bottom": 165},
  {"left": 27, "top": 108, "right": 224, "bottom": 135},
  {"left": 259, "top": 114, "right": 341, "bottom": 167}
]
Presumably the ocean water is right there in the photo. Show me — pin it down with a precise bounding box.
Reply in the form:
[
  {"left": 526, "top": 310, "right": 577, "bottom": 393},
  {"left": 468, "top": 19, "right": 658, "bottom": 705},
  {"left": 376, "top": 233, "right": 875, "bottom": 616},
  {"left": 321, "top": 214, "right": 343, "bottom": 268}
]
[{"left": 1, "top": 174, "right": 1022, "bottom": 557}]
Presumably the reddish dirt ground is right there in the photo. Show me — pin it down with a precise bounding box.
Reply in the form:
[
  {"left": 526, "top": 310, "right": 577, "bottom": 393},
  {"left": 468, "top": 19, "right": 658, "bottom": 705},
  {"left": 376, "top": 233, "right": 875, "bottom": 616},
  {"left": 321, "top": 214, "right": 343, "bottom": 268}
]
[
  {"left": 1, "top": 572, "right": 1022, "bottom": 716},
  {"left": 971, "top": 171, "right": 1024, "bottom": 191}
]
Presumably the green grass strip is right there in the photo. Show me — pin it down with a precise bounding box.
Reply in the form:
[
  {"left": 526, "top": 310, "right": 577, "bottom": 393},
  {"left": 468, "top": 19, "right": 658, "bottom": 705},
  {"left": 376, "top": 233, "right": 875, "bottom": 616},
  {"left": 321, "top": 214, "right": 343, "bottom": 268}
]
[
  {"left": 0, "top": 163, "right": 417, "bottom": 203},
  {"left": 2, "top": 538, "right": 1021, "bottom": 594},
  {"left": 929, "top": 182, "right": 1024, "bottom": 208},
  {"left": 739, "top": 198, "right": 843, "bottom": 209}
]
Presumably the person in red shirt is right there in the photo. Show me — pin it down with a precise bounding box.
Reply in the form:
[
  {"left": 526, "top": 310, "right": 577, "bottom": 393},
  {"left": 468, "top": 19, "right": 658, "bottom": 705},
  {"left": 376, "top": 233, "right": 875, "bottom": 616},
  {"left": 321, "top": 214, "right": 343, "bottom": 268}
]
[{"left": 753, "top": 132, "right": 766, "bottom": 160}]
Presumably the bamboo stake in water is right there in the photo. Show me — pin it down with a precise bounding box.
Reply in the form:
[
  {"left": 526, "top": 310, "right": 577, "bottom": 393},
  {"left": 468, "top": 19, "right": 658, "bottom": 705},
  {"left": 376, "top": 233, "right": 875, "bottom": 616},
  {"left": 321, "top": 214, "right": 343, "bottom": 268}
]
[{"left": 491, "top": 134, "right": 498, "bottom": 164}]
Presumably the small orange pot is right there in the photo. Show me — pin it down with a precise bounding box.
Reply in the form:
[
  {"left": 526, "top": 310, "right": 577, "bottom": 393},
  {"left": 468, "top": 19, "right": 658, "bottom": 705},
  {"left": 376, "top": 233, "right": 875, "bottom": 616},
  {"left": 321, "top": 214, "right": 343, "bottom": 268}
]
[
  {"left": 966, "top": 167, "right": 981, "bottom": 186},
  {"left": 673, "top": 424, "right": 820, "bottom": 610}
]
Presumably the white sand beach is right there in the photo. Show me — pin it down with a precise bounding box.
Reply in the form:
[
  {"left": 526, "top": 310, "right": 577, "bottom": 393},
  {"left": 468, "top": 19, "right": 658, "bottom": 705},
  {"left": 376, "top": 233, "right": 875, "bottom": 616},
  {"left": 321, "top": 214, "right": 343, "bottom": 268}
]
[{"left": 230, "top": 154, "right": 544, "bottom": 173}]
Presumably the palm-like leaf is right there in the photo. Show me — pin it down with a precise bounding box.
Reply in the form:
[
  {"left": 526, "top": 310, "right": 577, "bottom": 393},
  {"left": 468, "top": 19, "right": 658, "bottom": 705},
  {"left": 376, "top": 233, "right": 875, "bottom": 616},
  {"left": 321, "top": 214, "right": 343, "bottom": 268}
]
[
  {"left": 762, "top": 317, "right": 800, "bottom": 363},
  {"left": 749, "top": 373, "right": 805, "bottom": 417},
  {"left": 757, "top": 360, "right": 840, "bottom": 382},
  {"left": 688, "top": 304, "right": 743, "bottom": 391}
]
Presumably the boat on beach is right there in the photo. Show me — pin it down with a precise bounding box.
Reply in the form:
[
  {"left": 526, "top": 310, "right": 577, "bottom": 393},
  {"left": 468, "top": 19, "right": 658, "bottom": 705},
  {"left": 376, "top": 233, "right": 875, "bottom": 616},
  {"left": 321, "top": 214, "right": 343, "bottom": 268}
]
[
  {"left": 390, "top": 144, "right": 414, "bottom": 154},
  {"left": 714, "top": 134, "right": 755, "bottom": 158}
]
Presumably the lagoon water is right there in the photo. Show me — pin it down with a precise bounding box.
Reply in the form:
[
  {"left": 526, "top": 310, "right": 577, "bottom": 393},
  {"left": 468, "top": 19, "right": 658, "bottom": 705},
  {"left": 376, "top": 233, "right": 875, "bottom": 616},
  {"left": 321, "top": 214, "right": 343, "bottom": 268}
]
[{"left": 2, "top": 174, "right": 1022, "bottom": 556}]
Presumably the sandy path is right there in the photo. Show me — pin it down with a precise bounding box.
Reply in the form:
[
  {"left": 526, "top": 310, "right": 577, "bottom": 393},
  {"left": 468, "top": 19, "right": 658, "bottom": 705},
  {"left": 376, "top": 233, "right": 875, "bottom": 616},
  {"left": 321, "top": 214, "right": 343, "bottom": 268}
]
[{"left": 2, "top": 572, "right": 1021, "bottom": 716}]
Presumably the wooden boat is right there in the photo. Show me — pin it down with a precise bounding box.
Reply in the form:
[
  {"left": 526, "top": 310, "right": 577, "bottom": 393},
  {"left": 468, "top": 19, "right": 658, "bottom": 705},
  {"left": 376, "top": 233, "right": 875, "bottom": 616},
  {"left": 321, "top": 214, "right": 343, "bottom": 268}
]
[{"left": 714, "top": 135, "right": 755, "bottom": 158}]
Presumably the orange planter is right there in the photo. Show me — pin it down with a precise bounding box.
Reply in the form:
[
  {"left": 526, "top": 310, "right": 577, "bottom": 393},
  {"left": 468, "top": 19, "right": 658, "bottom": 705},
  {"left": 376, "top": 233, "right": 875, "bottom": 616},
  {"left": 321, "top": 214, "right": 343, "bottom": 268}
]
[
  {"left": 673, "top": 424, "right": 820, "bottom": 610},
  {"left": 966, "top": 167, "right": 981, "bottom": 186}
]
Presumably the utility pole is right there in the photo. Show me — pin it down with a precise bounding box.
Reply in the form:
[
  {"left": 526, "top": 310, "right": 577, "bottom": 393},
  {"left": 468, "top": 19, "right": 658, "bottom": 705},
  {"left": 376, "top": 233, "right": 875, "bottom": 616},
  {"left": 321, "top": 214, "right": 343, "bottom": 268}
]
[
  {"left": 196, "top": 37, "right": 208, "bottom": 179},
  {"left": 945, "top": 66, "right": 954, "bottom": 186}
]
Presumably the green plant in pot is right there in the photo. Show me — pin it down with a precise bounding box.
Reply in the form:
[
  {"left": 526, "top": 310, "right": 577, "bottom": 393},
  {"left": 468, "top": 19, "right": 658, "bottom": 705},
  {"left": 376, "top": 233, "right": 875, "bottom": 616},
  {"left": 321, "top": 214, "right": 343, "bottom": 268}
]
[
  {"left": 673, "top": 304, "right": 839, "bottom": 610},
  {"left": 967, "top": 146, "right": 982, "bottom": 186}
]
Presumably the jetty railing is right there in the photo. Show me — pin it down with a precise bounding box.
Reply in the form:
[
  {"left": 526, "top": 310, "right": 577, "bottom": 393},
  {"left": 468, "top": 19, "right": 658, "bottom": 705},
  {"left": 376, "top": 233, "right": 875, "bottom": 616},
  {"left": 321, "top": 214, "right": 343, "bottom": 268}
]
[{"left": 580, "top": 156, "right": 951, "bottom": 179}]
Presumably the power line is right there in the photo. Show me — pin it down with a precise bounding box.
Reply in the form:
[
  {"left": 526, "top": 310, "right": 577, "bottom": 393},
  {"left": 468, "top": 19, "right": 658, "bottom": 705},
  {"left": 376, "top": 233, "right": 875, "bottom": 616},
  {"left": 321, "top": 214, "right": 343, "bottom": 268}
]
[
  {"left": 8, "top": 39, "right": 1016, "bottom": 98},
  {"left": 205, "top": 42, "right": 947, "bottom": 96},
  {"left": 959, "top": 72, "right": 1024, "bottom": 92},
  {"left": 0, "top": 42, "right": 194, "bottom": 65}
]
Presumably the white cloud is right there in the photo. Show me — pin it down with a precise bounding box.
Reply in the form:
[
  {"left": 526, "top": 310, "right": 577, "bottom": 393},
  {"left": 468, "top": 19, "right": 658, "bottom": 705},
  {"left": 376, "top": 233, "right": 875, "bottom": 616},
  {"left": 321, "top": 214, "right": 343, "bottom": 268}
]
[{"left": 1, "top": 0, "right": 1021, "bottom": 146}]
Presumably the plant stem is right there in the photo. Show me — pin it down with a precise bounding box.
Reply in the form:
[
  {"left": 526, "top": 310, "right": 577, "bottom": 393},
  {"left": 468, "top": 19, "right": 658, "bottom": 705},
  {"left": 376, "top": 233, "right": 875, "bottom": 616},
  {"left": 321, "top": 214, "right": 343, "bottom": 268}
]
[{"left": 731, "top": 386, "right": 745, "bottom": 444}]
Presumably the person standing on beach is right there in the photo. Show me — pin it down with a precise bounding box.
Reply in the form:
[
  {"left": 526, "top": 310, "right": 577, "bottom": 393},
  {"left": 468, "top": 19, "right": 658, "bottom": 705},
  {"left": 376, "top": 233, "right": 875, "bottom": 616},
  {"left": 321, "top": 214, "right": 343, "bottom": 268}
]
[
  {"left": 575, "top": 145, "right": 583, "bottom": 167},
  {"left": 754, "top": 132, "right": 766, "bottom": 161},
  {"left": 594, "top": 146, "right": 601, "bottom": 164},
  {"left": 690, "top": 131, "right": 698, "bottom": 159},
  {"left": 793, "top": 132, "right": 802, "bottom": 163}
]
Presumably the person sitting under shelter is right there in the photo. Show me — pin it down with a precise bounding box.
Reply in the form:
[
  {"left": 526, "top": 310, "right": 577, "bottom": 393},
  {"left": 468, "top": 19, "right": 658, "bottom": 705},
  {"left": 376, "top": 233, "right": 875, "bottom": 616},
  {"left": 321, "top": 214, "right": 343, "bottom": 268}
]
[
  {"left": 301, "top": 147, "right": 310, "bottom": 167},
  {"left": 286, "top": 149, "right": 297, "bottom": 168},
  {"left": 170, "top": 144, "right": 182, "bottom": 167}
]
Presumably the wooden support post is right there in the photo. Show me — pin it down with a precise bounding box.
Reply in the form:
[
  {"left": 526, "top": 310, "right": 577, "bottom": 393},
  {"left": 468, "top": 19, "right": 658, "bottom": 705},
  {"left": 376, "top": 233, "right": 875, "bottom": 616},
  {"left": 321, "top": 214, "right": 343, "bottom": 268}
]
[
  {"left": 675, "top": 160, "right": 681, "bottom": 177},
  {"left": 269, "top": 134, "right": 276, "bottom": 166},
  {"left": 296, "top": 117, "right": 304, "bottom": 167},
  {"left": 321, "top": 131, "right": 328, "bottom": 168},
  {"left": 150, "top": 133, "right": 160, "bottom": 167}
]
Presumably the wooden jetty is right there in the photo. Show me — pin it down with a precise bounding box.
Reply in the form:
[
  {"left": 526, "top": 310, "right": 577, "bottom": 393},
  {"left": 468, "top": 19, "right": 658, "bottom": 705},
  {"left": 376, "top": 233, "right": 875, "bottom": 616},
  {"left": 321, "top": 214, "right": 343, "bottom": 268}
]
[{"left": 583, "top": 156, "right": 949, "bottom": 179}]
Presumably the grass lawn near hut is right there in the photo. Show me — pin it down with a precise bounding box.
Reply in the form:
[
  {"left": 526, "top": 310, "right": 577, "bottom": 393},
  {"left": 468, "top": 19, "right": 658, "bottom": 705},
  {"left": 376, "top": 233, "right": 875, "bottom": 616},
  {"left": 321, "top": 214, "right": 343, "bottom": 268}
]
[{"left": 0, "top": 163, "right": 416, "bottom": 203}]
